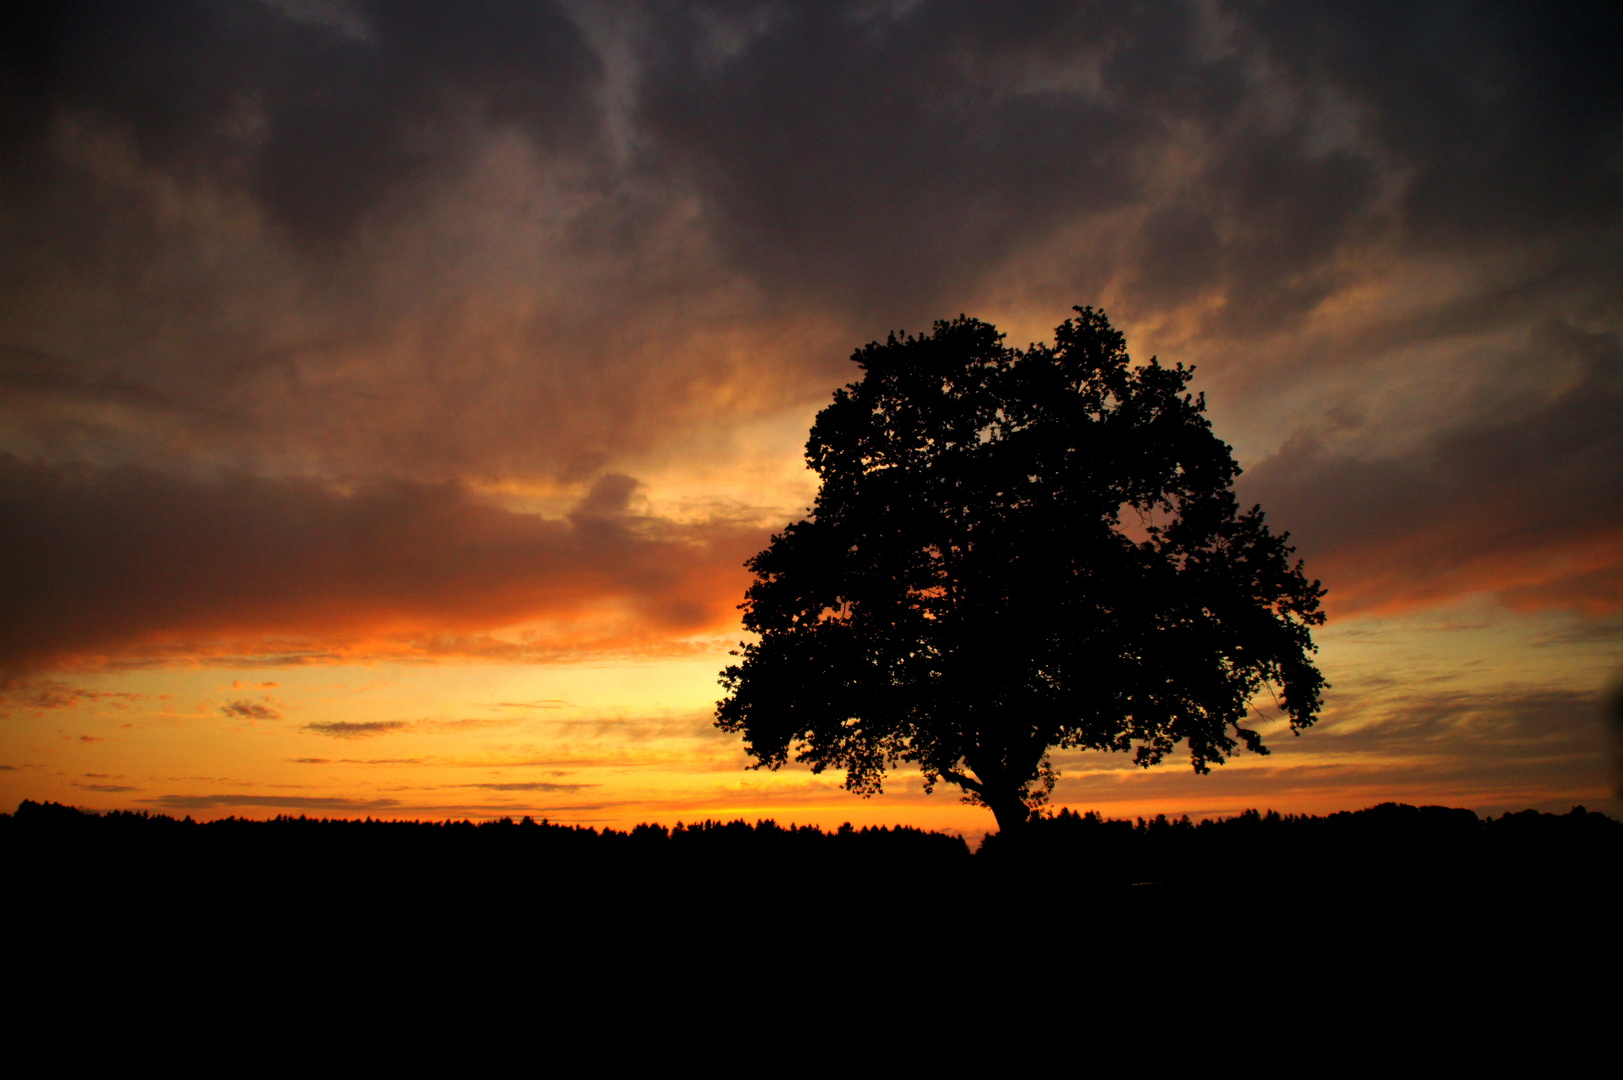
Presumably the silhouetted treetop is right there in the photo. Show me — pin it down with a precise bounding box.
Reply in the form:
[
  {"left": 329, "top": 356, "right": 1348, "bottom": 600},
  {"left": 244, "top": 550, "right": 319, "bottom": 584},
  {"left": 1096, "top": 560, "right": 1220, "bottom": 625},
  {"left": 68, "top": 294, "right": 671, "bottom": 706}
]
[{"left": 717, "top": 307, "right": 1328, "bottom": 834}]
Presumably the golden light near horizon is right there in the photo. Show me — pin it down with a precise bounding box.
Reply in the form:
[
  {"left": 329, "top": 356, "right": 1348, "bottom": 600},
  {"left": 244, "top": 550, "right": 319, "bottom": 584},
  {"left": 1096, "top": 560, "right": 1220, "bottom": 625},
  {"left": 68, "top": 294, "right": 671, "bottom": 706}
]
[{"left": 1, "top": 1, "right": 1619, "bottom": 832}]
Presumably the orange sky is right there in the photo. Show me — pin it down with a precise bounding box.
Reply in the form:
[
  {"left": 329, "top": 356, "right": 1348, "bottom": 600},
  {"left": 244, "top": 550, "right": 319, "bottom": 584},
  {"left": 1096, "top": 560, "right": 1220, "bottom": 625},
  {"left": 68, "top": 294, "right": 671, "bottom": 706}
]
[{"left": 2, "top": 1, "right": 1619, "bottom": 835}]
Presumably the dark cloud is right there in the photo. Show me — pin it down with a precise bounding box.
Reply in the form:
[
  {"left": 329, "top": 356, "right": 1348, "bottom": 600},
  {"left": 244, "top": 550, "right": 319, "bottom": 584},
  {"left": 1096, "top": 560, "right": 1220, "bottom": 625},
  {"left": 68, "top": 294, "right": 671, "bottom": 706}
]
[
  {"left": 2, "top": 0, "right": 1614, "bottom": 355},
  {"left": 1229, "top": 0, "right": 1623, "bottom": 252},
  {"left": 0, "top": 456, "right": 761, "bottom": 670},
  {"left": 74, "top": 781, "right": 138, "bottom": 792},
  {"left": 636, "top": 2, "right": 1145, "bottom": 320},
  {"left": 0, "top": 0, "right": 601, "bottom": 250},
  {"left": 634, "top": 1, "right": 1619, "bottom": 332},
  {"left": 0, "top": 3, "right": 714, "bottom": 490},
  {"left": 1240, "top": 321, "right": 1623, "bottom": 614},
  {"left": 304, "top": 720, "right": 410, "bottom": 739}
]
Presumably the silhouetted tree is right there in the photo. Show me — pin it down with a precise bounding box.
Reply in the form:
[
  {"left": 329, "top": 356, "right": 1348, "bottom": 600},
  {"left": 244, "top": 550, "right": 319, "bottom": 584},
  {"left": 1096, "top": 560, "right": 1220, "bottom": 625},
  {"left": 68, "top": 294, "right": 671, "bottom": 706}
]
[{"left": 716, "top": 308, "right": 1327, "bottom": 836}]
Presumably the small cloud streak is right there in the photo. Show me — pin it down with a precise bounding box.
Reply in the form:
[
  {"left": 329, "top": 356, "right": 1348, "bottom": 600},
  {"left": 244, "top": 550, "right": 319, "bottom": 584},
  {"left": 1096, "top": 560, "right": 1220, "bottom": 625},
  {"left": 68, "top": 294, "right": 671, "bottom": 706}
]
[
  {"left": 150, "top": 794, "right": 405, "bottom": 812},
  {"left": 221, "top": 699, "right": 282, "bottom": 721},
  {"left": 462, "top": 782, "right": 596, "bottom": 793},
  {"left": 290, "top": 757, "right": 424, "bottom": 765},
  {"left": 304, "top": 720, "right": 411, "bottom": 739},
  {"left": 4, "top": 682, "right": 147, "bottom": 710}
]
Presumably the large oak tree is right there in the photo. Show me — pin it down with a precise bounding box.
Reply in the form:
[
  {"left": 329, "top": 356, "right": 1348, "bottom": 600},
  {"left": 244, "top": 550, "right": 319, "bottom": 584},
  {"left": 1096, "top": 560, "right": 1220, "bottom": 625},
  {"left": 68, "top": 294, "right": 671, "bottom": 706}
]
[{"left": 717, "top": 308, "right": 1326, "bottom": 835}]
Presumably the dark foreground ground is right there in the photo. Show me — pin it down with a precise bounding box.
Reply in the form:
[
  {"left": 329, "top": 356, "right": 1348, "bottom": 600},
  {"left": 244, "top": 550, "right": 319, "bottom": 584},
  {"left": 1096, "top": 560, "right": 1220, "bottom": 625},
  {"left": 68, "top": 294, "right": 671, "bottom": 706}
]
[
  {"left": 10, "top": 800, "right": 1615, "bottom": 1035},
  {"left": 6, "top": 799, "right": 1620, "bottom": 1013}
]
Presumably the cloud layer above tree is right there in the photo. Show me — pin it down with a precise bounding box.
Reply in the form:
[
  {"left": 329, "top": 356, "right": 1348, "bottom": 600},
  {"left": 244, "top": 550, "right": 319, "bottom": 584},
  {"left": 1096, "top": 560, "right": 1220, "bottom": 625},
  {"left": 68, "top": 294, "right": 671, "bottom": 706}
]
[{"left": 1, "top": 0, "right": 1618, "bottom": 668}]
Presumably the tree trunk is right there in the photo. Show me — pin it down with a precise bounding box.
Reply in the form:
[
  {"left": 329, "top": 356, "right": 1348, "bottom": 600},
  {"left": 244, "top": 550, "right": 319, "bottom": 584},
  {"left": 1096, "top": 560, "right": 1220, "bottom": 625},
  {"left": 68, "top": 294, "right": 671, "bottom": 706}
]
[{"left": 988, "top": 790, "right": 1032, "bottom": 845}]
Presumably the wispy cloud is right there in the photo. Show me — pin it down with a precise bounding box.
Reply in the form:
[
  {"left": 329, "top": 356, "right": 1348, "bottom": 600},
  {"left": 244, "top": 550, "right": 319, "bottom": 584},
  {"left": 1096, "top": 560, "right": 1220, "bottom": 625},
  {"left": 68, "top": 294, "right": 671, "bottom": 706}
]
[
  {"left": 304, "top": 720, "right": 411, "bottom": 740},
  {"left": 1240, "top": 323, "right": 1623, "bottom": 616},
  {"left": 461, "top": 782, "right": 596, "bottom": 793},
  {"left": 1, "top": 681, "right": 148, "bottom": 710},
  {"left": 149, "top": 794, "right": 406, "bottom": 812},
  {"left": 221, "top": 699, "right": 282, "bottom": 721},
  {"left": 290, "top": 757, "right": 424, "bottom": 765},
  {"left": 421, "top": 717, "right": 523, "bottom": 732}
]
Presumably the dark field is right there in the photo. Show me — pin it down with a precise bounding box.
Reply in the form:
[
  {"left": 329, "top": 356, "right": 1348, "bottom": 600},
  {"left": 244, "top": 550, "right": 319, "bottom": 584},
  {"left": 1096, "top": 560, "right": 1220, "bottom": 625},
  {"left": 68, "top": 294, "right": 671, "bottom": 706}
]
[{"left": 7, "top": 799, "right": 1618, "bottom": 1002}]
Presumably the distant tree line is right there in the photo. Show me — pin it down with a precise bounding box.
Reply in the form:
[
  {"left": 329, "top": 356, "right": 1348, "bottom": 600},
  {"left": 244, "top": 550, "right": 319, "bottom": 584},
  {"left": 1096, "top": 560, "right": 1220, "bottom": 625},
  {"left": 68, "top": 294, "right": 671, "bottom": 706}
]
[
  {"left": 983, "top": 803, "right": 1620, "bottom": 894},
  {"left": 2, "top": 799, "right": 971, "bottom": 873},
  {"left": 6, "top": 799, "right": 1616, "bottom": 893}
]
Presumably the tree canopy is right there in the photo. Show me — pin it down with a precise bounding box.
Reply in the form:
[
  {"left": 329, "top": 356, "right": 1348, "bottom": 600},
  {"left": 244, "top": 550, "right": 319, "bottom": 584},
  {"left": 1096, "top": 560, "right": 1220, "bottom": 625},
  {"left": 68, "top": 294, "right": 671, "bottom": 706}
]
[{"left": 716, "top": 308, "right": 1326, "bottom": 834}]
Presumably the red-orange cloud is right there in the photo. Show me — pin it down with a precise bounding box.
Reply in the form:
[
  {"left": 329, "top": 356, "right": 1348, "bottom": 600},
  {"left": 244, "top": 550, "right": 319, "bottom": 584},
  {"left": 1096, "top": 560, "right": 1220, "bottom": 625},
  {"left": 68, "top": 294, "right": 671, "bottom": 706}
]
[{"left": 0, "top": 460, "right": 762, "bottom": 672}]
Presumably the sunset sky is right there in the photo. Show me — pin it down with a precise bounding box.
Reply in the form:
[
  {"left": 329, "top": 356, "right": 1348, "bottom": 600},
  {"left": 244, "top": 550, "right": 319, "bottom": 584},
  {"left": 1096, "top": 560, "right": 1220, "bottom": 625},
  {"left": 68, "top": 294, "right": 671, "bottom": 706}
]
[{"left": 2, "top": 1, "right": 1619, "bottom": 836}]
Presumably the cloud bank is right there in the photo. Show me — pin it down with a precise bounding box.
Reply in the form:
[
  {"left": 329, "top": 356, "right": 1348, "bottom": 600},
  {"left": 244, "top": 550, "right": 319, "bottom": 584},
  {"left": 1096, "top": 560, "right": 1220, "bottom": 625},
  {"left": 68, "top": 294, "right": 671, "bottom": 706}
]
[
  {"left": 0, "top": 458, "right": 759, "bottom": 670},
  {"left": 0, "top": 0, "right": 1617, "bottom": 672}
]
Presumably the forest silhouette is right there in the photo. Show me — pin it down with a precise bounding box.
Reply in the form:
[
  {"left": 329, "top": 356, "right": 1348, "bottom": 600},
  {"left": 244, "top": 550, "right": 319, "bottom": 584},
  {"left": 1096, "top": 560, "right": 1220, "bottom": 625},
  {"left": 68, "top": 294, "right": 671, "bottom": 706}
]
[{"left": 9, "top": 798, "right": 1615, "bottom": 894}]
